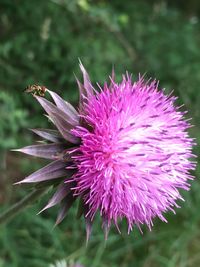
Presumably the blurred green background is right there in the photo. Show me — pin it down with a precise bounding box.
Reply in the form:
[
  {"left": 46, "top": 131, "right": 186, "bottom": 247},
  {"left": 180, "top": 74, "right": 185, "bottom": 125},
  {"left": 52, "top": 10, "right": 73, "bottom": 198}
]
[{"left": 0, "top": 0, "right": 200, "bottom": 266}]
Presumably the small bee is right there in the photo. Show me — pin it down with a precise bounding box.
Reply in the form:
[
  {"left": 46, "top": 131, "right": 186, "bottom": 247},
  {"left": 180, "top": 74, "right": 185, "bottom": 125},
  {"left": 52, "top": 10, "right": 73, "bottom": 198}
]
[{"left": 24, "top": 85, "right": 47, "bottom": 96}]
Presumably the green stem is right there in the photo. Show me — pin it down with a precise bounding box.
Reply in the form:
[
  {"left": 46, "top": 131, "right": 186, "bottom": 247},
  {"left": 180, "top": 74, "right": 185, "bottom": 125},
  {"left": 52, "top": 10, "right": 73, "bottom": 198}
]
[{"left": 0, "top": 187, "right": 48, "bottom": 225}]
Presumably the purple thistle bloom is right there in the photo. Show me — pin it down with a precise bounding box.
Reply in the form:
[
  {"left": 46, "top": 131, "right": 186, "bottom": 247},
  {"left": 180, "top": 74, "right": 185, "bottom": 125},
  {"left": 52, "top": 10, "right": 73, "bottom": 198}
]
[{"left": 15, "top": 63, "right": 196, "bottom": 238}]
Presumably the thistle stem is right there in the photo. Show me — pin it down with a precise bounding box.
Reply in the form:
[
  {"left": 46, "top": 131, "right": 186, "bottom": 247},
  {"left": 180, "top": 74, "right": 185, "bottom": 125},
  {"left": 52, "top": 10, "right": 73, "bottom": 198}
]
[{"left": 0, "top": 187, "right": 48, "bottom": 225}]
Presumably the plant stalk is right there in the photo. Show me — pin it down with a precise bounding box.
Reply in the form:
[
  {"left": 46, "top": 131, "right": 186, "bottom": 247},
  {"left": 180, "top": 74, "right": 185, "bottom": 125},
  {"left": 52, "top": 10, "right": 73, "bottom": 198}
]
[{"left": 0, "top": 187, "right": 48, "bottom": 225}]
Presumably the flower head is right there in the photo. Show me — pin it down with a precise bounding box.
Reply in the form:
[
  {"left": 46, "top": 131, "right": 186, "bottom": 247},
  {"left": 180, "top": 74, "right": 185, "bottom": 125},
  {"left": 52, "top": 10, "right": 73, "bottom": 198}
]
[
  {"left": 15, "top": 63, "right": 196, "bottom": 238},
  {"left": 49, "top": 259, "right": 84, "bottom": 267}
]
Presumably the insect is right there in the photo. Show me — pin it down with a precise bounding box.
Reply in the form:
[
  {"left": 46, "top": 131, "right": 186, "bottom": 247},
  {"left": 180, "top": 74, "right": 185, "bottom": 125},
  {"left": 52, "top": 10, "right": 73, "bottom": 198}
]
[{"left": 24, "top": 85, "right": 47, "bottom": 96}]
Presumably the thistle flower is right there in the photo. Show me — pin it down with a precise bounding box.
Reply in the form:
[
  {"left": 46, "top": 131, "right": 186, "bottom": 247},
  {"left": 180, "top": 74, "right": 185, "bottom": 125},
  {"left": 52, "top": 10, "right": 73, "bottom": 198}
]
[
  {"left": 49, "top": 259, "right": 84, "bottom": 267},
  {"left": 15, "top": 63, "right": 196, "bottom": 238}
]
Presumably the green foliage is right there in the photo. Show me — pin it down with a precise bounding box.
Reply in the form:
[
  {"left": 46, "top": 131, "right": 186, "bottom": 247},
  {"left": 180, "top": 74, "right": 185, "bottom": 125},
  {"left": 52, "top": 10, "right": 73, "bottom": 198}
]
[
  {"left": 0, "top": 91, "right": 27, "bottom": 149},
  {"left": 1, "top": 0, "right": 200, "bottom": 266}
]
